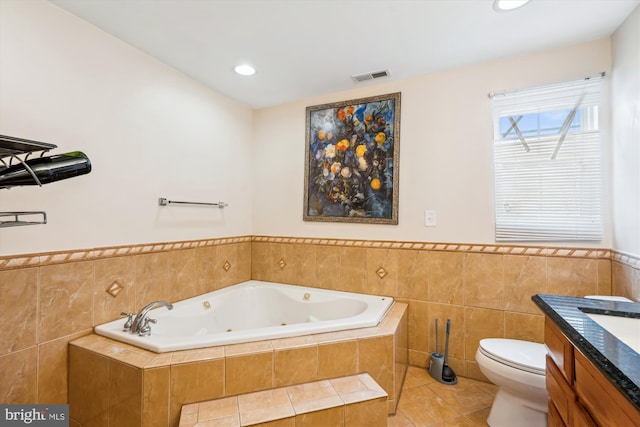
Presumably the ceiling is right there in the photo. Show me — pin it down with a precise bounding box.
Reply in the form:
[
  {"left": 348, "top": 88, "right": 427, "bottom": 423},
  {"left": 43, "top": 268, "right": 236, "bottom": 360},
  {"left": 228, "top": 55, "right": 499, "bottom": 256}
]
[{"left": 50, "top": 0, "right": 639, "bottom": 109}]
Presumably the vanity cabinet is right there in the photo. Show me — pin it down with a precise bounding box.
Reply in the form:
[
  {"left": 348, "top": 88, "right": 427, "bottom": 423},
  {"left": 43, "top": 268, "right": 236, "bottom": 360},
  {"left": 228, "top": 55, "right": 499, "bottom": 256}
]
[{"left": 545, "top": 317, "right": 640, "bottom": 427}]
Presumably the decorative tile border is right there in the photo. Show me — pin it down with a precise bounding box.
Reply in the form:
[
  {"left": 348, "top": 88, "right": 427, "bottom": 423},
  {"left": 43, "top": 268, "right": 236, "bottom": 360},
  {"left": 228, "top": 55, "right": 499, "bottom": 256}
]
[
  {"left": 0, "top": 236, "right": 252, "bottom": 270},
  {"left": 612, "top": 250, "right": 640, "bottom": 269},
  {"left": 1, "top": 235, "right": 637, "bottom": 270},
  {"left": 251, "top": 235, "right": 612, "bottom": 259}
]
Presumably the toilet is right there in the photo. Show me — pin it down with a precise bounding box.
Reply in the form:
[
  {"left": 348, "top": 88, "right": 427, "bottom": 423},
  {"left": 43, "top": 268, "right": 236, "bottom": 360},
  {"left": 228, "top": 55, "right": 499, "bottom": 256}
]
[
  {"left": 475, "top": 338, "right": 548, "bottom": 427},
  {"left": 475, "top": 296, "right": 634, "bottom": 427}
]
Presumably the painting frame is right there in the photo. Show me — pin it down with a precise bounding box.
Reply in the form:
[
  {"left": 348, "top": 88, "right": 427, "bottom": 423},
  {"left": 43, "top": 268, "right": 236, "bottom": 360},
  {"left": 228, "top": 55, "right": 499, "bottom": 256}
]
[{"left": 303, "top": 92, "right": 401, "bottom": 224}]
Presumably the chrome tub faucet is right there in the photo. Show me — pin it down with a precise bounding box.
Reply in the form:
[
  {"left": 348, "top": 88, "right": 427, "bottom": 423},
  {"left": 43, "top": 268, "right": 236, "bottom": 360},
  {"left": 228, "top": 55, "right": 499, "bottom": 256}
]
[{"left": 127, "top": 300, "right": 173, "bottom": 335}]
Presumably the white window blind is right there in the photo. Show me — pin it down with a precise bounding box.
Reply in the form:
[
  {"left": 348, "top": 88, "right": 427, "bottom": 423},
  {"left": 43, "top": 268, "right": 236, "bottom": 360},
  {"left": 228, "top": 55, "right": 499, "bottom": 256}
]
[{"left": 492, "top": 77, "right": 603, "bottom": 242}]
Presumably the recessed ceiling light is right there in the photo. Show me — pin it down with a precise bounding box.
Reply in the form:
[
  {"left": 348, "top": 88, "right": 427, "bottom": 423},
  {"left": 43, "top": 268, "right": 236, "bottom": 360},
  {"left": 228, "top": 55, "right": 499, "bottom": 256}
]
[
  {"left": 234, "top": 64, "right": 256, "bottom": 76},
  {"left": 493, "top": 0, "right": 531, "bottom": 12}
]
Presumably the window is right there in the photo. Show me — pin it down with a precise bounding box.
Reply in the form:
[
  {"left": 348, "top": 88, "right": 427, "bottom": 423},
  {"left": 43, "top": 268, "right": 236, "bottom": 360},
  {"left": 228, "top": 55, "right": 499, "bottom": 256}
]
[{"left": 491, "top": 77, "right": 603, "bottom": 241}]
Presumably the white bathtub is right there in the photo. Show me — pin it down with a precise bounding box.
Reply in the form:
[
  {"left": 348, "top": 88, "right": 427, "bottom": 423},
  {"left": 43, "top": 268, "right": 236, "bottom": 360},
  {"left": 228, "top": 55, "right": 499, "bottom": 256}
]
[{"left": 94, "top": 280, "right": 394, "bottom": 353}]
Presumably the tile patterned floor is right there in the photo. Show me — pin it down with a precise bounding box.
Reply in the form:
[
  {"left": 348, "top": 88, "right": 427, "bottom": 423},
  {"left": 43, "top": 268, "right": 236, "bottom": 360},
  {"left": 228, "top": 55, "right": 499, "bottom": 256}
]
[{"left": 388, "top": 366, "right": 498, "bottom": 427}]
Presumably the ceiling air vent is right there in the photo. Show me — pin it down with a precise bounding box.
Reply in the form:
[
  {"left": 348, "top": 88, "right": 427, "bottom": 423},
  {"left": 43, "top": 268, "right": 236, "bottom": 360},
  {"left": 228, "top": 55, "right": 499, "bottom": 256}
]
[{"left": 351, "top": 69, "right": 391, "bottom": 83}]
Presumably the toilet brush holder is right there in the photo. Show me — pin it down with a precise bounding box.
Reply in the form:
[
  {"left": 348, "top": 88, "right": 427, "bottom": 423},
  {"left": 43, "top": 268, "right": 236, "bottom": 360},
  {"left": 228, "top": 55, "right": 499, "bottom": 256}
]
[
  {"left": 429, "top": 353, "right": 458, "bottom": 385},
  {"left": 429, "top": 352, "right": 444, "bottom": 381}
]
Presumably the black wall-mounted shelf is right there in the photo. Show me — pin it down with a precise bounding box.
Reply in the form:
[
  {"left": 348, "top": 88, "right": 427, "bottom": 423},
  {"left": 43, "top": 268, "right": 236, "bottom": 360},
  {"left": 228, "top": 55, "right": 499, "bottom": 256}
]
[{"left": 0, "top": 134, "right": 57, "bottom": 227}]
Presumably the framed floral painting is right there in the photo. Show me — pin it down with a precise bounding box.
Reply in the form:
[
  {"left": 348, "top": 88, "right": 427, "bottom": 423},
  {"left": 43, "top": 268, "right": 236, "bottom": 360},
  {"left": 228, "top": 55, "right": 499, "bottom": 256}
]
[{"left": 303, "top": 92, "right": 401, "bottom": 224}]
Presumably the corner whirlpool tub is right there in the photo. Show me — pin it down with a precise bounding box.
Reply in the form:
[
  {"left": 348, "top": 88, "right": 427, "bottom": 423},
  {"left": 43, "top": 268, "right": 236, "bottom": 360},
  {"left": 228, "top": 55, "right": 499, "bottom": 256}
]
[{"left": 94, "top": 280, "right": 394, "bottom": 353}]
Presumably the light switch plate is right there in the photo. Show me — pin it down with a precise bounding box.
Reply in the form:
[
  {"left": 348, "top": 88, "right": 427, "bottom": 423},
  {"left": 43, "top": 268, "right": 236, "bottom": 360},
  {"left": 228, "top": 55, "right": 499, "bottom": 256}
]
[{"left": 424, "top": 210, "right": 436, "bottom": 227}]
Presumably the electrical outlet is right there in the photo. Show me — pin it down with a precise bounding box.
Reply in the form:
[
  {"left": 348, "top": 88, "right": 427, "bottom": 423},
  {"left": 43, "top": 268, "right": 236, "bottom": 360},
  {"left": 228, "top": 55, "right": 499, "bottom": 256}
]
[{"left": 424, "top": 210, "right": 437, "bottom": 227}]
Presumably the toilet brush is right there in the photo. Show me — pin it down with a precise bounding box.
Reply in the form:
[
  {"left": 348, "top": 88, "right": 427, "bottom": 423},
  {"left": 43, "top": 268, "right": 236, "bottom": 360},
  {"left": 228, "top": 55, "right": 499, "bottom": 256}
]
[
  {"left": 441, "top": 318, "right": 458, "bottom": 384},
  {"left": 429, "top": 319, "right": 444, "bottom": 381}
]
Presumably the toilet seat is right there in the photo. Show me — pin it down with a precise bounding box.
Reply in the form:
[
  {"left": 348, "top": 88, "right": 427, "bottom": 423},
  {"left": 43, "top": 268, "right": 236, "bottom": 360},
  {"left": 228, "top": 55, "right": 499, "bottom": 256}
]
[{"left": 479, "top": 339, "right": 546, "bottom": 375}]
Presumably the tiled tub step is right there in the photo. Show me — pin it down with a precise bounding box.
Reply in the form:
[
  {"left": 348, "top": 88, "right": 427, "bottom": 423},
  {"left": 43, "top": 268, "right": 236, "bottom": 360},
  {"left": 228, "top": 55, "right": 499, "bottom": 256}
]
[{"left": 178, "top": 373, "right": 388, "bottom": 427}]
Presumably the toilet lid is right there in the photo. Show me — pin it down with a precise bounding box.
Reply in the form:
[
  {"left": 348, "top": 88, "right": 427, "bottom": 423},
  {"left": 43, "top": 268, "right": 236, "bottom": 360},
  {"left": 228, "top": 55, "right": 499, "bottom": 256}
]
[{"left": 479, "top": 339, "right": 547, "bottom": 375}]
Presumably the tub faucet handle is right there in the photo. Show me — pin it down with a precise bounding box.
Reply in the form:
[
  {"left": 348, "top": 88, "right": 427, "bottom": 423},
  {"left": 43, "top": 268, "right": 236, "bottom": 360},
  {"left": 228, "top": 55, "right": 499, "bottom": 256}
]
[
  {"left": 121, "top": 312, "right": 135, "bottom": 332},
  {"left": 138, "top": 317, "right": 157, "bottom": 337}
]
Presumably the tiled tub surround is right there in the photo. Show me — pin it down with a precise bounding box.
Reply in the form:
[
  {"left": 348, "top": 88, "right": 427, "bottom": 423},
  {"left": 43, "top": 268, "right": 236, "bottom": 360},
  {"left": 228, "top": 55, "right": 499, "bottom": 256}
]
[
  {"left": 251, "top": 238, "right": 640, "bottom": 382},
  {"left": 1, "top": 235, "right": 639, "bottom": 407},
  {"left": 0, "top": 238, "right": 252, "bottom": 405},
  {"left": 68, "top": 301, "right": 407, "bottom": 426}
]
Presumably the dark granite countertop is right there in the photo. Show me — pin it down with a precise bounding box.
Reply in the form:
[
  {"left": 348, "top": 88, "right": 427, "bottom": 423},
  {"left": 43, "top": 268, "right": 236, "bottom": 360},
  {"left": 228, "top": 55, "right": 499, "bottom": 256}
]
[{"left": 532, "top": 294, "right": 640, "bottom": 412}]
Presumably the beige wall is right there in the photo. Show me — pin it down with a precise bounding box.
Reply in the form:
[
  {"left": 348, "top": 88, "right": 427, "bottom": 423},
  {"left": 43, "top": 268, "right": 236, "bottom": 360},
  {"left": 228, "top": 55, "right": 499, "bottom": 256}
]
[
  {"left": 251, "top": 38, "right": 613, "bottom": 247},
  {"left": 611, "top": 5, "right": 640, "bottom": 257},
  {"left": 0, "top": 0, "right": 254, "bottom": 256}
]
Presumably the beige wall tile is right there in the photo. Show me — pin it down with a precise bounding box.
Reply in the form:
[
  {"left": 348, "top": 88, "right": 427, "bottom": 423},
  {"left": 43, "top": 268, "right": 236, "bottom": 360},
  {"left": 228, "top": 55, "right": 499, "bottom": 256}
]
[
  {"left": 251, "top": 242, "right": 276, "bottom": 283},
  {"left": 428, "top": 251, "right": 464, "bottom": 305},
  {"left": 296, "top": 406, "right": 344, "bottom": 427},
  {"left": 464, "top": 360, "right": 490, "bottom": 383},
  {"left": 503, "top": 255, "right": 546, "bottom": 314},
  {"left": 135, "top": 252, "right": 176, "bottom": 306},
  {"left": 318, "top": 340, "right": 358, "bottom": 379},
  {"left": 427, "top": 303, "right": 465, "bottom": 361},
  {"left": 236, "top": 241, "right": 253, "bottom": 283},
  {"left": 0, "top": 267, "right": 38, "bottom": 355},
  {"left": 216, "top": 244, "right": 240, "bottom": 289},
  {"left": 0, "top": 346, "right": 37, "bottom": 404},
  {"left": 338, "top": 247, "right": 367, "bottom": 294},
  {"left": 3, "top": 236, "right": 630, "bottom": 424},
  {"left": 394, "top": 306, "right": 409, "bottom": 409},
  {"left": 278, "top": 243, "right": 317, "bottom": 287},
  {"left": 504, "top": 312, "right": 544, "bottom": 344},
  {"left": 94, "top": 255, "right": 136, "bottom": 325},
  {"left": 170, "top": 360, "right": 225, "bottom": 426},
  {"left": 262, "top": 243, "right": 294, "bottom": 285},
  {"left": 170, "top": 248, "right": 202, "bottom": 302},
  {"left": 194, "top": 245, "right": 219, "bottom": 293},
  {"left": 38, "top": 330, "right": 91, "bottom": 404},
  {"left": 634, "top": 266, "right": 640, "bottom": 301},
  {"left": 238, "top": 387, "right": 294, "bottom": 426},
  {"left": 366, "top": 248, "right": 398, "bottom": 297},
  {"left": 225, "top": 340, "right": 274, "bottom": 358},
  {"left": 397, "top": 250, "right": 429, "bottom": 301},
  {"left": 464, "top": 307, "right": 504, "bottom": 362},
  {"left": 287, "top": 380, "right": 342, "bottom": 414},
  {"left": 226, "top": 352, "right": 273, "bottom": 395},
  {"left": 110, "top": 360, "right": 142, "bottom": 427},
  {"left": 345, "top": 398, "right": 388, "bottom": 427},
  {"left": 68, "top": 346, "right": 110, "bottom": 425},
  {"left": 464, "top": 253, "right": 504, "bottom": 310},
  {"left": 252, "top": 418, "right": 295, "bottom": 427},
  {"left": 274, "top": 346, "right": 318, "bottom": 387},
  {"left": 39, "top": 261, "right": 94, "bottom": 343},
  {"left": 143, "top": 367, "right": 170, "bottom": 427},
  {"left": 547, "top": 257, "right": 598, "bottom": 297},
  {"left": 194, "top": 396, "right": 239, "bottom": 423},
  {"left": 408, "top": 349, "right": 429, "bottom": 368},
  {"left": 315, "top": 245, "right": 341, "bottom": 291},
  {"left": 405, "top": 300, "right": 429, "bottom": 356},
  {"left": 597, "top": 259, "right": 612, "bottom": 296},
  {"left": 612, "top": 261, "right": 635, "bottom": 299},
  {"left": 358, "top": 335, "right": 394, "bottom": 398}
]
